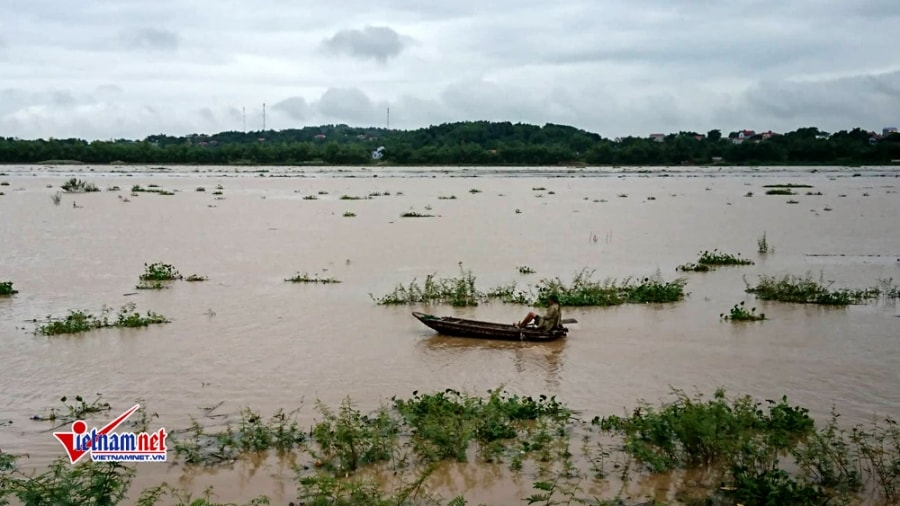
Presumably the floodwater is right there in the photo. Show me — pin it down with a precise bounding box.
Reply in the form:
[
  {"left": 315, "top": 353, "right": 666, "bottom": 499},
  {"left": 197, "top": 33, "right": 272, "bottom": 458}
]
[{"left": 1, "top": 164, "right": 899, "bottom": 504}]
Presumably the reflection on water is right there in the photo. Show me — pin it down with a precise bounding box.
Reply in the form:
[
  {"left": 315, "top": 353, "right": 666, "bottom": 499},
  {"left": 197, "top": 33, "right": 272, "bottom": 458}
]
[{"left": 1, "top": 165, "right": 899, "bottom": 503}]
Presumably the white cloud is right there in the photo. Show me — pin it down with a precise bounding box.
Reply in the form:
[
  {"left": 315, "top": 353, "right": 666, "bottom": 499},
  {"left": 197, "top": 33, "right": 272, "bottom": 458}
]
[{"left": 1, "top": 0, "right": 899, "bottom": 140}]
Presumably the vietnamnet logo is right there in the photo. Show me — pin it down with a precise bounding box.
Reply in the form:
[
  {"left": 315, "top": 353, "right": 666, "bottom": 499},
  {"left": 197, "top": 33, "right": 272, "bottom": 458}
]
[{"left": 53, "top": 404, "right": 167, "bottom": 463}]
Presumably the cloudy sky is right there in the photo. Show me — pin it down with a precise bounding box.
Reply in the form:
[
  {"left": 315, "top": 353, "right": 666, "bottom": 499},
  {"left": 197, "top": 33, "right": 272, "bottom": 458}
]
[{"left": 2, "top": 0, "right": 899, "bottom": 140}]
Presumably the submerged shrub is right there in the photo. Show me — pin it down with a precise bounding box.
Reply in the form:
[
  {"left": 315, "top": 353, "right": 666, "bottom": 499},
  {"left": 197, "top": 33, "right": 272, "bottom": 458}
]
[
  {"left": 746, "top": 273, "right": 881, "bottom": 305},
  {"left": 0, "top": 281, "right": 17, "bottom": 296}
]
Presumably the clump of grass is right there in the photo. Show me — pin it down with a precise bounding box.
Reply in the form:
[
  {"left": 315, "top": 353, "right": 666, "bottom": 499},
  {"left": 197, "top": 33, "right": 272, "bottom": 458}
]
[
  {"left": 0, "top": 181, "right": 8, "bottom": 186},
  {"left": 617, "top": 193, "right": 628, "bottom": 198},
  {"left": 763, "top": 184, "right": 813, "bottom": 188},
  {"left": 530, "top": 270, "right": 687, "bottom": 306},
  {"left": 721, "top": 301, "right": 766, "bottom": 321},
  {"left": 317, "top": 190, "right": 328, "bottom": 195},
  {"left": 515, "top": 208, "right": 522, "bottom": 214},
  {"left": 372, "top": 268, "right": 481, "bottom": 306},
  {"left": 746, "top": 273, "right": 881, "bottom": 305},
  {"left": 393, "top": 389, "right": 570, "bottom": 463},
  {"left": 211, "top": 190, "right": 223, "bottom": 196},
  {"left": 35, "top": 302, "right": 170, "bottom": 336},
  {"left": 469, "top": 188, "right": 482, "bottom": 194},
  {"left": 806, "top": 191, "right": 823, "bottom": 196},
  {"left": 195, "top": 186, "right": 206, "bottom": 192},
  {"left": 31, "top": 394, "right": 112, "bottom": 422},
  {"left": 302, "top": 194, "right": 318, "bottom": 200},
  {"left": 766, "top": 188, "right": 796, "bottom": 195},
  {"left": 594, "top": 388, "right": 813, "bottom": 473},
  {"left": 61, "top": 178, "right": 99, "bottom": 193},
  {"left": 437, "top": 195, "right": 457, "bottom": 200},
  {"left": 532, "top": 187, "right": 546, "bottom": 191},
  {"left": 342, "top": 211, "right": 356, "bottom": 217},
  {"left": 757, "top": 232, "right": 771, "bottom": 254},
  {"left": 400, "top": 211, "right": 435, "bottom": 218},
  {"left": 517, "top": 266, "right": 536, "bottom": 274},
  {"left": 136, "top": 280, "right": 169, "bottom": 290},
  {"left": 140, "top": 262, "right": 182, "bottom": 281},
  {"left": 340, "top": 194, "right": 367, "bottom": 200},
  {"left": 309, "top": 399, "right": 399, "bottom": 474},
  {"left": 678, "top": 249, "right": 754, "bottom": 271},
  {"left": 172, "top": 408, "right": 306, "bottom": 465},
  {"left": 185, "top": 274, "right": 208, "bottom": 282},
  {"left": 285, "top": 272, "right": 341, "bottom": 284},
  {"left": 0, "top": 281, "right": 17, "bottom": 296},
  {"left": 745, "top": 191, "right": 754, "bottom": 197},
  {"left": 787, "top": 199, "right": 800, "bottom": 204}
]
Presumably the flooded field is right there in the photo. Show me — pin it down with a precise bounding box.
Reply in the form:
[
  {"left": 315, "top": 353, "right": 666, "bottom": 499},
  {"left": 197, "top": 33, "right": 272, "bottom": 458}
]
[{"left": 1, "top": 164, "right": 899, "bottom": 504}]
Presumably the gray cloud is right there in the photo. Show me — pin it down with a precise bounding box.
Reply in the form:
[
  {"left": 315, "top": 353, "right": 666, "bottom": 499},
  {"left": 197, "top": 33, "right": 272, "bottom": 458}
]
[
  {"left": 1, "top": 1, "right": 899, "bottom": 140},
  {"left": 122, "top": 27, "right": 180, "bottom": 51},
  {"left": 321, "top": 26, "right": 408, "bottom": 63}
]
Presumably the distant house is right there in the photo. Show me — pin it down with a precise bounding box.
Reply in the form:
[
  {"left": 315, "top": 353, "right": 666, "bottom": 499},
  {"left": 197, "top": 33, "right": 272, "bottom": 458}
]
[
  {"left": 649, "top": 133, "right": 665, "bottom": 143},
  {"left": 759, "top": 131, "right": 778, "bottom": 140},
  {"left": 738, "top": 129, "right": 756, "bottom": 140}
]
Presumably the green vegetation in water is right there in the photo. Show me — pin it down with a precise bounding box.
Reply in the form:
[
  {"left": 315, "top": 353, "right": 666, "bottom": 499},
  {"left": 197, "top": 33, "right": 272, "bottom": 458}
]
[
  {"left": 136, "top": 280, "right": 169, "bottom": 290},
  {"left": 437, "top": 195, "right": 457, "bottom": 200},
  {"left": 131, "top": 185, "right": 174, "bottom": 195},
  {"left": 185, "top": 274, "right": 208, "bottom": 282},
  {"left": 3, "top": 387, "right": 899, "bottom": 506},
  {"left": 60, "top": 178, "right": 99, "bottom": 193},
  {"left": 0, "top": 281, "right": 17, "bottom": 296},
  {"left": 172, "top": 407, "right": 306, "bottom": 465},
  {"left": 678, "top": 249, "right": 754, "bottom": 271},
  {"left": 532, "top": 187, "right": 546, "bottom": 191},
  {"left": 787, "top": 199, "right": 800, "bottom": 204},
  {"left": 317, "top": 190, "right": 328, "bottom": 195},
  {"left": 302, "top": 194, "right": 318, "bottom": 200},
  {"left": 806, "top": 191, "right": 824, "bottom": 196},
  {"left": 140, "top": 262, "right": 182, "bottom": 281},
  {"left": 285, "top": 273, "right": 341, "bottom": 284},
  {"left": 721, "top": 301, "right": 766, "bottom": 321},
  {"left": 400, "top": 211, "right": 435, "bottom": 218},
  {"left": 34, "top": 302, "right": 170, "bottom": 336},
  {"left": 342, "top": 211, "right": 356, "bottom": 217},
  {"left": 528, "top": 270, "right": 687, "bottom": 306},
  {"left": 31, "top": 394, "right": 112, "bottom": 422},
  {"left": 757, "top": 231, "right": 771, "bottom": 254},
  {"left": 0, "top": 181, "right": 7, "bottom": 186},
  {"left": 340, "top": 194, "right": 367, "bottom": 200},
  {"left": 766, "top": 188, "right": 796, "bottom": 195},
  {"left": 195, "top": 186, "right": 206, "bottom": 192},
  {"left": 469, "top": 188, "right": 481, "bottom": 194},
  {"left": 745, "top": 273, "right": 881, "bottom": 305},
  {"left": 373, "top": 267, "right": 480, "bottom": 307},
  {"left": 211, "top": 190, "right": 223, "bottom": 196},
  {"left": 763, "top": 183, "right": 814, "bottom": 188},
  {"left": 517, "top": 265, "right": 536, "bottom": 274}
]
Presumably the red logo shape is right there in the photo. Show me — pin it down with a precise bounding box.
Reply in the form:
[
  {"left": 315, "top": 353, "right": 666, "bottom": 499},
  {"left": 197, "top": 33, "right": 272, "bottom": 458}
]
[{"left": 53, "top": 404, "right": 141, "bottom": 464}]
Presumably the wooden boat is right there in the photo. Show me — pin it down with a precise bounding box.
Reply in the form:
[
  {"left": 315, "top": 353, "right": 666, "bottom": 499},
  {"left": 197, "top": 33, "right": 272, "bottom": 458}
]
[{"left": 412, "top": 311, "right": 569, "bottom": 341}]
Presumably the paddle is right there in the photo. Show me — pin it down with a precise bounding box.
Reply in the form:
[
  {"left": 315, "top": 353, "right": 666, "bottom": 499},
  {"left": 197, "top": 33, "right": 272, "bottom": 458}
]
[{"left": 561, "top": 318, "right": 578, "bottom": 324}]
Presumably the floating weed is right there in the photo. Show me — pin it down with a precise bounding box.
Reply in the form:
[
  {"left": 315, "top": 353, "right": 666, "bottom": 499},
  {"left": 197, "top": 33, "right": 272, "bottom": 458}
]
[
  {"left": 532, "top": 187, "right": 547, "bottom": 191},
  {"left": 400, "top": 211, "right": 435, "bottom": 218},
  {"left": 302, "top": 194, "right": 318, "bottom": 200},
  {"left": 372, "top": 267, "right": 480, "bottom": 306},
  {"left": 518, "top": 265, "right": 536, "bottom": 274},
  {"left": 757, "top": 231, "right": 771, "bottom": 254},
  {"left": 0, "top": 281, "right": 17, "bottom": 296},
  {"left": 787, "top": 199, "right": 800, "bottom": 204},
  {"left": 211, "top": 190, "right": 223, "bottom": 196},
  {"left": 185, "top": 274, "right": 208, "bottom": 282},
  {"left": 35, "top": 302, "right": 170, "bottom": 336},
  {"left": 766, "top": 188, "right": 796, "bottom": 195},
  {"left": 617, "top": 193, "right": 628, "bottom": 198},
  {"left": 340, "top": 194, "right": 367, "bottom": 200},
  {"left": 136, "top": 280, "right": 170, "bottom": 290},
  {"left": 309, "top": 399, "right": 399, "bottom": 474},
  {"left": 745, "top": 191, "right": 754, "bottom": 197},
  {"left": 679, "top": 249, "right": 754, "bottom": 271},
  {"left": 135, "top": 483, "right": 271, "bottom": 506},
  {"left": 0, "top": 181, "right": 7, "bottom": 186},
  {"left": 530, "top": 269, "right": 687, "bottom": 306},
  {"left": 140, "top": 262, "right": 182, "bottom": 281},
  {"left": 31, "top": 394, "right": 112, "bottom": 422},
  {"left": 195, "top": 186, "right": 206, "bottom": 192},
  {"left": 721, "top": 301, "right": 766, "bottom": 321},
  {"left": 806, "top": 191, "right": 824, "bottom": 196},
  {"left": 317, "top": 190, "right": 329, "bottom": 195},
  {"left": 342, "top": 211, "right": 356, "bottom": 217},
  {"left": 437, "top": 195, "right": 457, "bottom": 200},
  {"left": 469, "top": 188, "right": 482, "bottom": 194},
  {"left": 746, "top": 273, "right": 881, "bottom": 305},
  {"left": 515, "top": 208, "right": 522, "bottom": 214},
  {"left": 285, "top": 272, "right": 341, "bottom": 284},
  {"left": 61, "top": 177, "right": 99, "bottom": 193},
  {"left": 763, "top": 183, "right": 813, "bottom": 188}
]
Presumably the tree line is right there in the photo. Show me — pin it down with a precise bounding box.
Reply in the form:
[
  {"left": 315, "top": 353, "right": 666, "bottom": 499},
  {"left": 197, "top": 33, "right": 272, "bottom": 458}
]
[{"left": 1, "top": 122, "right": 898, "bottom": 166}]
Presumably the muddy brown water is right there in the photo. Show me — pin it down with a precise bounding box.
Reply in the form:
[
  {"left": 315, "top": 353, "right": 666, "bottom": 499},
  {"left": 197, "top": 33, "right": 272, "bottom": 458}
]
[{"left": 1, "top": 165, "right": 899, "bottom": 504}]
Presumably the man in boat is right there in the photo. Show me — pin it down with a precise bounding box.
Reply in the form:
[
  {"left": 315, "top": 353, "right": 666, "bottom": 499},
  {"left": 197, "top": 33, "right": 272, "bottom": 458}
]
[{"left": 517, "top": 293, "right": 561, "bottom": 330}]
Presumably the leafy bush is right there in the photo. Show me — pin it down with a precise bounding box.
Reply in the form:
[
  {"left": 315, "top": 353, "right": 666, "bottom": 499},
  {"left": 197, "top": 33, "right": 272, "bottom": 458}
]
[
  {"left": 746, "top": 273, "right": 881, "bottom": 305},
  {"left": 0, "top": 281, "right": 17, "bottom": 296}
]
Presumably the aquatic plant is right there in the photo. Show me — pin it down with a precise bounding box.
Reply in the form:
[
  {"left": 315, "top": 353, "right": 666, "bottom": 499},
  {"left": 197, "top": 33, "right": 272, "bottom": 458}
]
[
  {"left": 400, "top": 211, "right": 435, "bottom": 218},
  {"left": 31, "top": 394, "right": 112, "bottom": 422},
  {"left": 309, "top": 399, "right": 399, "bottom": 474},
  {"left": 61, "top": 178, "right": 99, "bottom": 193},
  {"left": 532, "top": 187, "right": 546, "bottom": 191},
  {"left": 185, "top": 274, "right": 208, "bottom": 282},
  {"left": 285, "top": 272, "right": 341, "bottom": 284},
  {"left": 531, "top": 270, "right": 687, "bottom": 306},
  {"left": 302, "top": 194, "right": 318, "bottom": 200},
  {"left": 0, "top": 281, "right": 17, "bottom": 296},
  {"left": 517, "top": 266, "right": 536, "bottom": 274},
  {"left": 757, "top": 231, "right": 771, "bottom": 254},
  {"left": 35, "top": 303, "right": 170, "bottom": 336},
  {"left": 721, "top": 301, "right": 766, "bottom": 321},
  {"left": 437, "top": 195, "right": 457, "bottom": 200},
  {"left": 342, "top": 211, "right": 356, "bottom": 217},
  {"left": 340, "top": 194, "right": 367, "bottom": 200},
  {"left": 469, "top": 188, "right": 481, "bottom": 194},
  {"left": 139, "top": 262, "right": 182, "bottom": 281},
  {"left": 763, "top": 184, "right": 813, "bottom": 188},
  {"left": 697, "top": 249, "right": 755, "bottom": 266},
  {"left": 745, "top": 273, "right": 881, "bottom": 305},
  {"left": 766, "top": 188, "right": 796, "bottom": 195},
  {"left": 136, "top": 280, "right": 168, "bottom": 290},
  {"left": 372, "top": 268, "right": 481, "bottom": 307},
  {"left": 195, "top": 186, "right": 206, "bottom": 192},
  {"left": 675, "top": 262, "right": 712, "bottom": 272}
]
